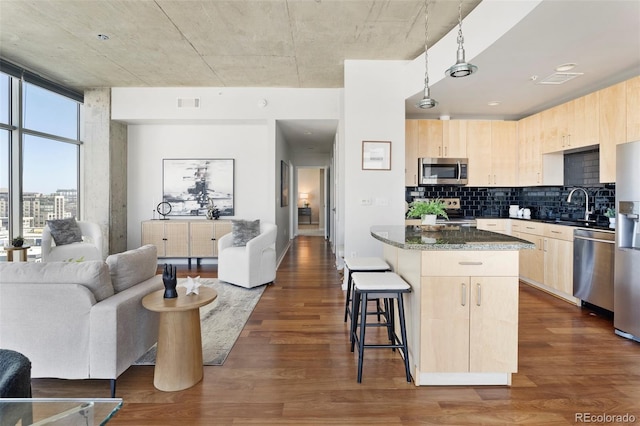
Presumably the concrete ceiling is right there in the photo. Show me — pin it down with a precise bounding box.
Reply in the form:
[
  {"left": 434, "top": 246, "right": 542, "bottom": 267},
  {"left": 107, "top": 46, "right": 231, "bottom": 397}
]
[{"left": 1, "top": 1, "right": 639, "bottom": 155}]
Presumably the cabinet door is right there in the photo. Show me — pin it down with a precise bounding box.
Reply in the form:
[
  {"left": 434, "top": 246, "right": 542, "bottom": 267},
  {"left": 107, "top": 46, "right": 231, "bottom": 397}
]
[
  {"left": 418, "top": 120, "right": 443, "bottom": 158},
  {"left": 420, "top": 276, "right": 470, "bottom": 372},
  {"left": 627, "top": 75, "right": 640, "bottom": 142},
  {"left": 443, "top": 120, "right": 467, "bottom": 158},
  {"left": 469, "top": 277, "right": 518, "bottom": 373},
  {"left": 515, "top": 232, "right": 544, "bottom": 283},
  {"left": 599, "top": 81, "right": 626, "bottom": 183},
  {"left": 405, "top": 120, "right": 419, "bottom": 186},
  {"left": 164, "top": 222, "right": 189, "bottom": 257},
  {"left": 518, "top": 113, "right": 543, "bottom": 186},
  {"left": 142, "top": 221, "right": 167, "bottom": 257},
  {"left": 491, "top": 121, "right": 518, "bottom": 186},
  {"left": 213, "top": 221, "right": 232, "bottom": 256},
  {"left": 476, "top": 218, "right": 508, "bottom": 234},
  {"left": 466, "top": 120, "right": 492, "bottom": 186},
  {"left": 544, "top": 237, "right": 573, "bottom": 295},
  {"left": 189, "top": 221, "right": 216, "bottom": 257},
  {"left": 571, "top": 91, "right": 599, "bottom": 148},
  {"left": 542, "top": 104, "right": 564, "bottom": 153}
]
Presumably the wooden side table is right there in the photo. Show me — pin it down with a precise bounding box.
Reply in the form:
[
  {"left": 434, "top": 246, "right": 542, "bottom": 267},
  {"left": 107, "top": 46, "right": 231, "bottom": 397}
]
[
  {"left": 5, "top": 246, "right": 30, "bottom": 262},
  {"left": 142, "top": 287, "right": 217, "bottom": 392}
]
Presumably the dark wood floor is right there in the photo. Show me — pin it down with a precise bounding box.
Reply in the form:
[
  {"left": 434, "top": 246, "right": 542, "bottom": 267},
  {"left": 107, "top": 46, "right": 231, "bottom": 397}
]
[{"left": 32, "top": 236, "right": 640, "bottom": 425}]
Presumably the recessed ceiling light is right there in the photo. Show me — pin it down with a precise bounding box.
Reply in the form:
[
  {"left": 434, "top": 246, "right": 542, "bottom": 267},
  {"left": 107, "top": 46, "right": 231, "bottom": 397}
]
[
  {"left": 488, "top": 101, "right": 501, "bottom": 107},
  {"left": 97, "top": 34, "right": 110, "bottom": 41},
  {"left": 555, "top": 63, "right": 577, "bottom": 72},
  {"left": 304, "top": 131, "right": 313, "bottom": 135}
]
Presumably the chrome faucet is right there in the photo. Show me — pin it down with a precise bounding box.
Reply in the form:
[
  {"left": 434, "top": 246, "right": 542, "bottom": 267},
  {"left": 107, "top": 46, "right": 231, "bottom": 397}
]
[{"left": 567, "top": 187, "right": 590, "bottom": 221}]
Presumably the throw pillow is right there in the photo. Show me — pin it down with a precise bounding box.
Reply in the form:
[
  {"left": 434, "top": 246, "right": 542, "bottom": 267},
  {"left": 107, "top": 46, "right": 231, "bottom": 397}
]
[
  {"left": 106, "top": 244, "right": 158, "bottom": 293},
  {"left": 232, "top": 219, "right": 260, "bottom": 247},
  {"left": 46, "top": 218, "right": 83, "bottom": 246}
]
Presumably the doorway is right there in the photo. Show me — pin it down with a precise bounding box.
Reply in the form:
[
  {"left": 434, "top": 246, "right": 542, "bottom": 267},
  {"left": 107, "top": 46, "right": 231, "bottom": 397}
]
[{"left": 296, "top": 167, "right": 326, "bottom": 237}]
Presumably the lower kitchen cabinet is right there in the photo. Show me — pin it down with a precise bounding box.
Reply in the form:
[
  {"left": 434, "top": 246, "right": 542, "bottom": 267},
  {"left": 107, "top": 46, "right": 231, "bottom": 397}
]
[
  {"left": 420, "top": 276, "right": 518, "bottom": 373},
  {"left": 544, "top": 234, "right": 574, "bottom": 296}
]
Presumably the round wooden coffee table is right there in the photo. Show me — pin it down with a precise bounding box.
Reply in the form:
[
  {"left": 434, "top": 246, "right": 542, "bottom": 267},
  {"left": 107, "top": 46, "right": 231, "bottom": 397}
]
[{"left": 142, "top": 287, "right": 217, "bottom": 392}]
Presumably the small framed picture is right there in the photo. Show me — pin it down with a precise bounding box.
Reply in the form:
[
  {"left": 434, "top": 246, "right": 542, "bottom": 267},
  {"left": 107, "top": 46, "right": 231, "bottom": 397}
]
[{"left": 362, "top": 141, "right": 391, "bottom": 170}]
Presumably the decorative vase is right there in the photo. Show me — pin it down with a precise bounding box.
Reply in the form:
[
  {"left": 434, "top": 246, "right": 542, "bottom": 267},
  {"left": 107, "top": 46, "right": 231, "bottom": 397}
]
[
  {"left": 421, "top": 214, "right": 437, "bottom": 225},
  {"left": 12, "top": 240, "right": 23, "bottom": 247}
]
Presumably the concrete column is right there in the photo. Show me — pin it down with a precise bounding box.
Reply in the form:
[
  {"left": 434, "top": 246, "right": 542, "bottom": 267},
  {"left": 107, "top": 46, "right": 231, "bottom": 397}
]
[{"left": 82, "top": 89, "right": 127, "bottom": 256}]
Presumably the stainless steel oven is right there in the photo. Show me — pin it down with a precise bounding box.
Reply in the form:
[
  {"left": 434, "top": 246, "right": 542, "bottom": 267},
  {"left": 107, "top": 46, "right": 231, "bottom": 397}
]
[{"left": 418, "top": 158, "right": 468, "bottom": 185}]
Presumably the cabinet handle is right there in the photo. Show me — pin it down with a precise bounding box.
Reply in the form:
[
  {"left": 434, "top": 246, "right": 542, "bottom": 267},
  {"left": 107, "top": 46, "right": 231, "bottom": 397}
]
[
  {"left": 537, "top": 172, "right": 541, "bottom": 183},
  {"left": 439, "top": 146, "right": 442, "bottom": 156},
  {"left": 488, "top": 223, "right": 496, "bottom": 227},
  {"left": 444, "top": 146, "right": 448, "bottom": 157},
  {"left": 567, "top": 134, "right": 571, "bottom": 146},
  {"left": 494, "top": 174, "right": 497, "bottom": 184},
  {"left": 459, "top": 261, "right": 483, "bottom": 265},
  {"left": 461, "top": 283, "right": 467, "bottom": 306},
  {"left": 551, "top": 230, "right": 561, "bottom": 234},
  {"left": 543, "top": 239, "right": 547, "bottom": 252},
  {"left": 488, "top": 174, "right": 491, "bottom": 185},
  {"left": 162, "top": 238, "right": 167, "bottom": 241},
  {"left": 476, "top": 283, "right": 482, "bottom": 306},
  {"left": 526, "top": 226, "right": 535, "bottom": 230}
]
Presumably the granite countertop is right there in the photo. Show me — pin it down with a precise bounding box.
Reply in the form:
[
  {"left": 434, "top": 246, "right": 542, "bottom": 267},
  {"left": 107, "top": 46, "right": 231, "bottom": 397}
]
[{"left": 371, "top": 225, "right": 535, "bottom": 251}]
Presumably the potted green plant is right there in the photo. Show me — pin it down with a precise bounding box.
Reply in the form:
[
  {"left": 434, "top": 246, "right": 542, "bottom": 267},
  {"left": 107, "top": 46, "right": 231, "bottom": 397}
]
[
  {"left": 11, "top": 236, "right": 24, "bottom": 247},
  {"left": 407, "top": 199, "right": 449, "bottom": 225},
  {"left": 604, "top": 207, "right": 616, "bottom": 227}
]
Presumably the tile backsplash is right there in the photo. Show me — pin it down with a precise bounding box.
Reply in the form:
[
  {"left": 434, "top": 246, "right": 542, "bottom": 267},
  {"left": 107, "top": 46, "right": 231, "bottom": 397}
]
[{"left": 406, "top": 185, "right": 616, "bottom": 223}]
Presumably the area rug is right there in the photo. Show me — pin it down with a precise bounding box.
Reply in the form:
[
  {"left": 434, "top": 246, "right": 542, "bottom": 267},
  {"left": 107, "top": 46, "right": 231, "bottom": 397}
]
[{"left": 134, "top": 278, "right": 265, "bottom": 366}]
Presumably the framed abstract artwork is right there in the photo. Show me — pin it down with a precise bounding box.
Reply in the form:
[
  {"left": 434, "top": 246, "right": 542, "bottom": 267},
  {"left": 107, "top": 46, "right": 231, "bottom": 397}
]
[
  {"left": 162, "top": 158, "right": 234, "bottom": 216},
  {"left": 281, "top": 160, "right": 289, "bottom": 207},
  {"left": 362, "top": 140, "right": 391, "bottom": 170}
]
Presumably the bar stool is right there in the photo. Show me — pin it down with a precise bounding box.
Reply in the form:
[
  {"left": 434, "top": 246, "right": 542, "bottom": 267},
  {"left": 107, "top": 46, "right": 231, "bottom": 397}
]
[
  {"left": 350, "top": 272, "right": 411, "bottom": 383},
  {"left": 343, "top": 257, "right": 391, "bottom": 323}
]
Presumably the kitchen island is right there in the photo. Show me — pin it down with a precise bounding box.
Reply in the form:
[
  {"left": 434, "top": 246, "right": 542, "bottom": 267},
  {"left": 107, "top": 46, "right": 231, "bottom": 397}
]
[{"left": 371, "top": 225, "right": 533, "bottom": 386}]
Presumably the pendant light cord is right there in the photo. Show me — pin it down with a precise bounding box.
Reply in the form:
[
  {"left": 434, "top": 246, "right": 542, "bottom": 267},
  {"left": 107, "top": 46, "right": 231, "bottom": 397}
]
[
  {"left": 423, "top": 0, "right": 431, "bottom": 92},
  {"left": 456, "top": 0, "right": 464, "bottom": 48}
]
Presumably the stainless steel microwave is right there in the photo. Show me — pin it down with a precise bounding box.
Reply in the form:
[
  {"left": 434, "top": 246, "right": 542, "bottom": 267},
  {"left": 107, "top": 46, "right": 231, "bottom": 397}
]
[{"left": 418, "top": 158, "right": 468, "bottom": 185}]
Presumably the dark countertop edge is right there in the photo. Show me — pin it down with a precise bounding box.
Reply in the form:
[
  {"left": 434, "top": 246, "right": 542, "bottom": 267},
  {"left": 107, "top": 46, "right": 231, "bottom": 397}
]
[
  {"left": 370, "top": 229, "right": 535, "bottom": 251},
  {"left": 481, "top": 217, "right": 615, "bottom": 233}
]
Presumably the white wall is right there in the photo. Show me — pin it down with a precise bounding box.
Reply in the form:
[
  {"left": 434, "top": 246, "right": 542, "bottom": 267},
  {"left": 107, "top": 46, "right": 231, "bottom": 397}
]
[
  {"left": 112, "top": 86, "right": 341, "bottom": 260},
  {"left": 343, "top": 60, "right": 407, "bottom": 258},
  {"left": 126, "top": 123, "right": 271, "bottom": 249}
]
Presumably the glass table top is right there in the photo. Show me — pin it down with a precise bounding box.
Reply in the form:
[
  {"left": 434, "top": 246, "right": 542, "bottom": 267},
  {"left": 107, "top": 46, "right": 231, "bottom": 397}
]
[{"left": 0, "top": 398, "right": 123, "bottom": 425}]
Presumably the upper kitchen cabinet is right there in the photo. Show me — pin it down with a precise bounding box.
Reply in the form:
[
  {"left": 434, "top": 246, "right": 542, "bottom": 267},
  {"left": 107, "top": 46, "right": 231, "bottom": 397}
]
[
  {"left": 542, "top": 93, "right": 599, "bottom": 153},
  {"left": 417, "top": 120, "right": 443, "bottom": 158},
  {"left": 599, "top": 81, "right": 627, "bottom": 183},
  {"left": 405, "top": 120, "right": 419, "bottom": 186},
  {"left": 466, "top": 120, "right": 517, "bottom": 187},
  {"left": 627, "top": 75, "right": 640, "bottom": 142},
  {"left": 517, "top": 114, "right": 542, "bottom": 186},
  {"left": 442, "top": 120, "right": 467, "bottom": 158},
  {"left": 417, "top": 120, "right": 466, "bottom": 158}
]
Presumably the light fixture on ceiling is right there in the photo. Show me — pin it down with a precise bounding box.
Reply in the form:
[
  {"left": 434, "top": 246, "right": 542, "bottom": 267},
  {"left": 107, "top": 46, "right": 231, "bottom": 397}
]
[
  {"left": 416, "top": 0, "right": 437, "bottom": 109},
  {"left": 555, "top": 63, "right": 577, "bottom": 72},
  {"left": 487, "top": 101, "right": 500, "bottom": 106},
  {"left": 446, "top": 0, "right": 477, "bottom": 78}
]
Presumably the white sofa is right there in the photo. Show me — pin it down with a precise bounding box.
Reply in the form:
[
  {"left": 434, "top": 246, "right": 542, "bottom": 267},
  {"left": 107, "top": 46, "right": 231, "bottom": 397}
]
[{"left": 0, "top": 244, "right": 163, "bottom": 397}]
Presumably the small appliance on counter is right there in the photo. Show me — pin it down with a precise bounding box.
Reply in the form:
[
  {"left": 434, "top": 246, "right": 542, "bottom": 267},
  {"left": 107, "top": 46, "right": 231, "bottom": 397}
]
[{"left": 614, "top": 140, "right": 640, "bottom": 342}]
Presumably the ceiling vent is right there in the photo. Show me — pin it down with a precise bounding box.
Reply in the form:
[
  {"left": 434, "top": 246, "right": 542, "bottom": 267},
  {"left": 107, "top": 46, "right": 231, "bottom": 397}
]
[
  {"left": 537, "top": 72, "right": 584, "bottom": 85},
  {"left": 177, "top": 97, "right": 200, "bottom": 108}
]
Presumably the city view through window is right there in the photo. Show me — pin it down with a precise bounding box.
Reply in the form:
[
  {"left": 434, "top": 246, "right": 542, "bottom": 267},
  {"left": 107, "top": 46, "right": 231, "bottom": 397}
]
[{"left": 1, "top": 74, "right": 81, "bottom": 261}]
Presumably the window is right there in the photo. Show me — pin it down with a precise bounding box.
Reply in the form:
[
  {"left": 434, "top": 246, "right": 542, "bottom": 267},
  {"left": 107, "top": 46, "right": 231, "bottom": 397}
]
[{"left": 0, "top": 70, "right": 81, "bottom": 260}]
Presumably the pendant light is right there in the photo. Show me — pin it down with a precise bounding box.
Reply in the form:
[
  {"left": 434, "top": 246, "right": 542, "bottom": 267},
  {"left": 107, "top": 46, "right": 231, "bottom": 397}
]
[
  {"left": 417, "top": 0, "right": 437, "bottom": 109},
  {"left": 446, "top": 0, "right": 477, "bottom": 78}
]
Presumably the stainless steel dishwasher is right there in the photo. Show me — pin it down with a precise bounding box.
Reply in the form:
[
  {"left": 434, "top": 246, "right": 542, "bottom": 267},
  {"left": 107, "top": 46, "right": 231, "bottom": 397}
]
[{"left": 573, "top": 228, "right": 615, "bottom": 312}]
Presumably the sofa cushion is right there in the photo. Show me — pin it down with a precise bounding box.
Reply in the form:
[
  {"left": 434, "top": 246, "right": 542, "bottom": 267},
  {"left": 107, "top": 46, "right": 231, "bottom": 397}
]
[
  {"left": 106, "top": 244, "right": 158, "bottom": 293},
  {"left": 0, "top": 261, "right": 114, "bottom": 302},
  {"left": 231, "top": 219, "right": 260, "bottom": 247},
  {"left": 46, "top": 218, "right": 83, "bottom": 246}
]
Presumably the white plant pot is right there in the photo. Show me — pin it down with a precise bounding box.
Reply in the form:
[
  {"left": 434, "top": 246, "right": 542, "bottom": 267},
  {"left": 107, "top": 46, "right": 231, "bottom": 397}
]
[{"left": 422, "top": 214, "right": 437, "bottom": 225}]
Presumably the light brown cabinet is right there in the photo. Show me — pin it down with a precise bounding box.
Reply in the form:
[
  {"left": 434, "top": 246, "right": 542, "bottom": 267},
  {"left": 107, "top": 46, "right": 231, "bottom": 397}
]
[
  {"left": 517, "top": 113, "right": 542, "bottom": 185},
  {"left": 142, "top": 220, "right": 231, "bottom": 260},
  {"left": 417, "top": 120, "right": 466, "bottom": 158},
  {"left": 417, "top": 120, "right": 443, "bottom": 158},
  {"left": 626, "top": 75, "right": 640, "bottom": 142},
  {"left": 511, "top": 221, "right": 544, "bottom": 284},
  {"left": 405, "top": 120, "right": 419, "bottom": 186},
  {"left": 543, "top": 234, "right": 573, "bottom": 296},
  {"left": 598, "top": 81, "right": 627, "bottom": 183},
  {"left": 542, "top": 93, "right": 599, "bottom": 153},
  {"left": 466, "top": 120, "right": 517, "bottom": 186},
  {"left": 421, "top": 276, "right": 518, "bottom": 373},
  {"left": 476, "top": 218, "right": 509, "bottom": 235}
]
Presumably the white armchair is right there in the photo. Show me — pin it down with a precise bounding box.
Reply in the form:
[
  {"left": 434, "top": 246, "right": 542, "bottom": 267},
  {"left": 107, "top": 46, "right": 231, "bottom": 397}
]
[
  {"left": 217, "top": 222, "right": 277, "bottom": 288},
  {"left": 42, "top": 221, "right": 104, "bottom": 262}
]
